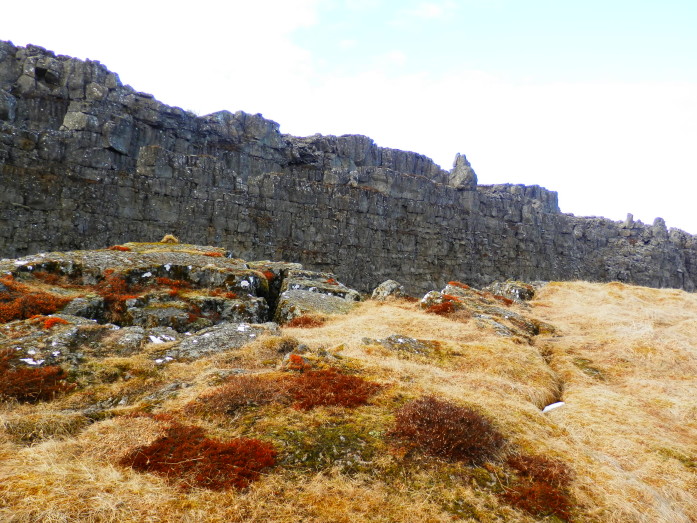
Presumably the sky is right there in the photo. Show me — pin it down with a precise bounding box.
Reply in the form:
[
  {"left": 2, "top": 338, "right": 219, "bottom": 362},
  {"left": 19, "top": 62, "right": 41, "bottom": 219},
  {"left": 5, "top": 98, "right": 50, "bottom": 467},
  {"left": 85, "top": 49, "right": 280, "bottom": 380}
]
[{"left": 2, "top": 0, "right": 696, "bottom": 233}]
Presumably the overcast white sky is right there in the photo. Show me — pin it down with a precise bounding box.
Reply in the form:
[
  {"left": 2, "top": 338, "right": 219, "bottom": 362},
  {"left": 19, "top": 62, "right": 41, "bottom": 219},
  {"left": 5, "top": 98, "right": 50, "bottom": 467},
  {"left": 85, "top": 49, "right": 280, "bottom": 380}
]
[{"left": 2, "top": 0, "right": 696, "bottom": 233}]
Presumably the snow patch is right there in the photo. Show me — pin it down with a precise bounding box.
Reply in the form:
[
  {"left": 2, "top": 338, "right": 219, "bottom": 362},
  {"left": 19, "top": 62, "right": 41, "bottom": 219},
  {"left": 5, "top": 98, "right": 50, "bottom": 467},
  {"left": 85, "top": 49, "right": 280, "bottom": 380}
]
[
  {"left": 542, "top": 402, "right": 565, "bottom": 413},
  {"left": 19, "top": 358, "right": 44, "bottom": 365}
]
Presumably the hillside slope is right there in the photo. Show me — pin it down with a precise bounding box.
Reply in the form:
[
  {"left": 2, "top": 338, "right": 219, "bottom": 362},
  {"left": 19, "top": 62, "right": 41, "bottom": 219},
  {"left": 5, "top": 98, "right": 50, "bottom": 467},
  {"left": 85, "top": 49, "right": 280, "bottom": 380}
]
[{"left": 0, "top": 245, "right": 695, "bottom": 522}]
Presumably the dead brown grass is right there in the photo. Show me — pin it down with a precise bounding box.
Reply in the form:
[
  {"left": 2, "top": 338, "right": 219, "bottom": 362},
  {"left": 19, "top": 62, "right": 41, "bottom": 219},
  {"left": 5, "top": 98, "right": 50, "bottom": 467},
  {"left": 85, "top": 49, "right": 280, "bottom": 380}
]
[{"left": 0, "top": 282, "right": 695, "bottom": 521}]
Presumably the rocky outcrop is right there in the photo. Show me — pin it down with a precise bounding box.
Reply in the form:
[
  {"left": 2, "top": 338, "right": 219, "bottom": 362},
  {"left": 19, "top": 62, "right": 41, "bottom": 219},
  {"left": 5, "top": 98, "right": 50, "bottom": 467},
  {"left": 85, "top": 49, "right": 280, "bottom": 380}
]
[{"left": 1, "top": 41, "right": 696, "bottom": 294}]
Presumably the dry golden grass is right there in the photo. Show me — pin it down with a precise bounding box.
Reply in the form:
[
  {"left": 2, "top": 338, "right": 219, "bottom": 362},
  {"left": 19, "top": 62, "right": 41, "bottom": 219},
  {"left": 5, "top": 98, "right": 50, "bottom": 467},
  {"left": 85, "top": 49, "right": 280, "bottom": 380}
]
[{"left": 0, "top": 283, "right": 695, "bottom": 521}]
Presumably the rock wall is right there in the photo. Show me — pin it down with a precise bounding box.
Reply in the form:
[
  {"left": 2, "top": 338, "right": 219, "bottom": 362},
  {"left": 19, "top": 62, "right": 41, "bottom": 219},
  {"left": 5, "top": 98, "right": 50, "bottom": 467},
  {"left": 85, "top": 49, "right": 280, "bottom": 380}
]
[{"left": 1, "top": 41, "right": 696, "bottom": 294}]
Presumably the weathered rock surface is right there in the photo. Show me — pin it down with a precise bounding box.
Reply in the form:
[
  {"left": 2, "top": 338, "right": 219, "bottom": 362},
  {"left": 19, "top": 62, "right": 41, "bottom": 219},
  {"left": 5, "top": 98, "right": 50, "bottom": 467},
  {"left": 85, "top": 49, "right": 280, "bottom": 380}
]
[
  {"left": 0, "top": 243, "right": 362, "bottom": 364},
  {"left": 362, "top": 334, "right": 440, "bottom": 356},
  {"left": 272, "top": 268, "right": 361, "bottom": 323},
  {"left": 371, "top": 280, "right": 405, "bottom": 300},
  {"left": 420, "top": 281, "right": 554, "bottom": 342},
  {"left": 162, "top": 322, "right": 279, "bottom": 361},
  {"left": 1, "top": 41, "right": 696, "bottom": 294}
]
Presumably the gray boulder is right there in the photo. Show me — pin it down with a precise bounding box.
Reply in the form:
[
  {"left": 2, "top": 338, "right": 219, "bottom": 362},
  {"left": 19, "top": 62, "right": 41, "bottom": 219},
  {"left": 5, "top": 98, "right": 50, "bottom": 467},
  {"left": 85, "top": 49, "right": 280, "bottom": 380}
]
[{"left": 371, "top": 280, "right": 404, "bottom": 300}]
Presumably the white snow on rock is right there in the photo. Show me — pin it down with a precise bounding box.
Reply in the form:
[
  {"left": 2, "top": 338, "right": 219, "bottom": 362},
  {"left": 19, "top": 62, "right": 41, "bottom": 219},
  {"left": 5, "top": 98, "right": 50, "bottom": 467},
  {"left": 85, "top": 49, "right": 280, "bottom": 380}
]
[{"left": 19, "top": 358, "right": 44, "bottom": 365}]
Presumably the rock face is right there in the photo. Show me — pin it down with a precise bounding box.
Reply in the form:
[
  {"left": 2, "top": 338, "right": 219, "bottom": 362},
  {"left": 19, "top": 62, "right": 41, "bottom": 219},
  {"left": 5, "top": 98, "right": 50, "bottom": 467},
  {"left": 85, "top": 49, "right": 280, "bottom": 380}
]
[{"left": 1, "top": 41, "right": 696, "bottom": 294}]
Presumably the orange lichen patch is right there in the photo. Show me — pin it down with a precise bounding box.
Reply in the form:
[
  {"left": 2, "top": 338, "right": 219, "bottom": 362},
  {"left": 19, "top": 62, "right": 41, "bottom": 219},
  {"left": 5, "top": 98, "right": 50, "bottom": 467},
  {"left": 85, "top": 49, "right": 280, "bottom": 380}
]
[
  {"left": 154, "top": 277, "right": 191, "bottom": 297},
  {"left": 325, "top": 278, "right": 339, "bottom": 285},
  {"left": 448, "top": 281, "right": 470, "bottom": 290},
  {"left": 389, "top": 396, "right": 506, "bottom": 465},
  {"left": 203, "top": 251, "right": 224, "bottom": 257},
  {"left": 119, "top": 421, "right": 277, "bottom": 491},
  {"left": 92, "top": 270, "right": 142, "bottom": 322},
  {"left": 425, "top": 294, "right": 463, "bottom": 316},
  {"left": 287, "top": 368, "right": 383, "bottom": 410},
  {"left": 0, "top": 275, "right": 73, "bottom": 324},
  {"left": 210, "top": 288, "right": 238, "bottom": 299},
  {"left": 261, "top": 270, "right": 275, "bottom": 282},
  {"left": 29, "top": 316, "right": 70, "bottom": 329},
  {"left": 481, "top": 291, "right": 514, "bottom": 307},
  {"left": 285, "top": 353, "right": 312, "bottom": 372},
  {"left": 286, "top": 315, "right": 326, "bottom": 328},
  {"left": 31, "top": 271, "right": 64, "bottom": 285},
  {"left": 0, "top": 349, "right": 75, "bottom": 402},
  {"left": 107, "top": 245, "right": 132, "bottom": 252}
]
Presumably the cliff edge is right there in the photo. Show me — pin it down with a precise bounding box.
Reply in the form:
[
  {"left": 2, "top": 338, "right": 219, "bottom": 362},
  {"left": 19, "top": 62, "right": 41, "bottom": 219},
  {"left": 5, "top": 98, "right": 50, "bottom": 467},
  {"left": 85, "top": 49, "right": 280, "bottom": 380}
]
[{"left": 1, "top": 41, "right": 695, "bottom": 292}]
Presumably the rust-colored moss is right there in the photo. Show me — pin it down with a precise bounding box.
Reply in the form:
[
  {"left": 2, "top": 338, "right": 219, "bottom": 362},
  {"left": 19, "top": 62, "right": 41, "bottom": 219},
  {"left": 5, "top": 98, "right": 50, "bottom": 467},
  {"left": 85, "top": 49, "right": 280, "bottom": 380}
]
[
  {"left": 189, "top": 375, "right": 289, "bottom": 414},
  {"left": 210, "top": 288, "right": 238, "bottom": 299},
  {"left": 31, "top": 271, "right": 64, "bottom": 285},
  {"left": 107, "top": 245, "right": 132, "bottom": 252},
  {"left": 448, "top": 281, "right": 470, "bottom": 290},
  {"left": 0, "top": 349, "right": 75, "bottom": 402},
  {"left": 155, "top": 277, "right": 191, "bottom": 297},
  {"left": 286, "top": 315, "right": 325, "bottom": 328},
  {"left": 286, "top": 353, "right": 312, "bottom": 372},
  {"left": 482, "top": 291, "right": 514, "bottom": 307},
  {"left": 93, "top": 270, "right": 142, "bottom": 323},
  {"left": 501, "top": 454, "right": 575, "bottom": 521},
  {"left": 288, "top": 368, "right": 382, "bottom": 410},
  {"left": 261, "top": 270, "right": 275, "bottom": 282},
  {"left": 119, "top": 422, "right": 277, "bottom": 490},
  {"left": 390, "top": 396, "right": 506, "bottom": 464},
  {"left": 203, "top": 251, "right": 223, "bottom": 257},
  {"left": 0, "top": 276, "right": 72, "bottom": 324},
  {"left": 41, "top": 317, "right": 70, "bottom": 329}
]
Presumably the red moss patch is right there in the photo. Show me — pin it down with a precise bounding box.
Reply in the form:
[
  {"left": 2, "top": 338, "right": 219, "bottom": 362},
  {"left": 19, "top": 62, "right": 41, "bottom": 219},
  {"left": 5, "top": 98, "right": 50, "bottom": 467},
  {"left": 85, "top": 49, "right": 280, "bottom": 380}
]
[
  {"left": 210, "top": 288, "right": 238, "bottom": 299},
  {"left": 390, "top": 396, "right": 506, "bottom": 464},
  {"left": 155, "top": 277, "right": 191, "bottom": 296},
  {"left": 261, "top": 270, "right": 275, "bottom": 282},
  {"left": 285, "top": 315, "right": 326, "bottom": 328},
  {"left": 107, "top": 245, "right": 132, "bottom": 252},
  {"left": 203, "top": 251, "right": 224, "bottom": 257},
  {"left": 119, "top": 422, "right": 277, "bottom": 490},
  {"left": 31, "top": 271, "right": 64, "bottom": 285},
  {"left": 481, "top": 291, "right": 514, "bottom": 307},
  {"left": 93, "top": 270, "right": 142, "bottom": 322},
  {"left": 41, "top": 317, "right": 70, "bottom": 329},
  {"left": 448, "top": 281, "right": 470, "bottom": 290},
  {"left": 501, "top": 455, "right": 575, "bottom": 521},
  {"left": 288, "top": 368, "right": 382, "bottom": 410},
  {"left": 189, "top": 375, "right": 288, "bottom": 414},
  {"left": 0, "top": 349, "right": 75, "bottom": 402},
  {"left": 0, "top": 275, "right": 73, "bottom": 324}
]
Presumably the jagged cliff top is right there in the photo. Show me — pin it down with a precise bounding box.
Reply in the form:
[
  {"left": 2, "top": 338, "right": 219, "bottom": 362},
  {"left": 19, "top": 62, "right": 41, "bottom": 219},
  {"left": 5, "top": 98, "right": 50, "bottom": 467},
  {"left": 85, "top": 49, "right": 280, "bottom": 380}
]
[{"left": 1, "top": 243, "right": 696, "bottom": 521}]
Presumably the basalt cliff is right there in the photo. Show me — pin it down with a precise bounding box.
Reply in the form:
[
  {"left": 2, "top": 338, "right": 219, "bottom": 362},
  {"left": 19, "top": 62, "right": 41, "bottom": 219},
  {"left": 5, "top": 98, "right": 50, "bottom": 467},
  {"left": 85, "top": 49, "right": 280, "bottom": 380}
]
[{"left": 1, "top": 41, "right": 696, "bottom": 293}]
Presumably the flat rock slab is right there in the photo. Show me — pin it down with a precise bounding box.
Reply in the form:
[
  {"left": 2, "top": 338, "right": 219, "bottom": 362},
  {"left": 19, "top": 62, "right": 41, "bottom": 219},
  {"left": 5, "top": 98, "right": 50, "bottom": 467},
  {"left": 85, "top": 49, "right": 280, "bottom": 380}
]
[
  {"left": 274, "top": 289, "right": 360, "bottom": 323},
  {"left": 362, "top": 334, "right": 440, "bottom": 355},
  {"left": 163, "top": 321, "right": 280, "bottom": 361}
]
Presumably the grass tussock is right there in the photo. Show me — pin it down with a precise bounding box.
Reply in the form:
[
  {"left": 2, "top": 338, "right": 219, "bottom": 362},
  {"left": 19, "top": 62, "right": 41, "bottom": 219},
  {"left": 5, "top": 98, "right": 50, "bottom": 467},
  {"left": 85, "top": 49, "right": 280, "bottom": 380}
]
[
  {"left": 0, "top": 349, "right": 76, "bottom": 403},
  {"left": 119, "top": 419, "right": 277, "bottom": 491},
  {"left": 390, "top": 396, "right": 507, "bottom": 465}
]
